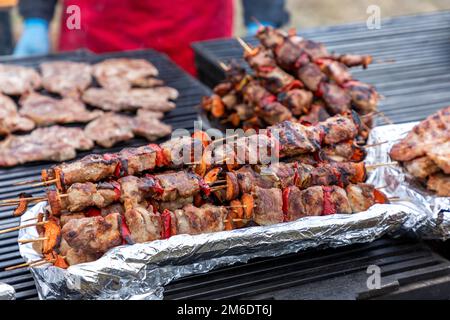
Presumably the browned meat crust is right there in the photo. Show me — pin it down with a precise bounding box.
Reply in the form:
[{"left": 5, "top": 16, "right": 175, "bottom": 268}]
[{"left": 0, "top": 93, "right": 35, "bottom": 135}]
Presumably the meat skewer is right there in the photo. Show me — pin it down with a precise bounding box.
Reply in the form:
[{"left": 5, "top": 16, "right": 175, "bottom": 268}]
[
  {"left": 12, "top": 114, "right": 363, "bottom": 190},
  {"left": 8, "top": 181, "right": 387, "bottom": 269}
]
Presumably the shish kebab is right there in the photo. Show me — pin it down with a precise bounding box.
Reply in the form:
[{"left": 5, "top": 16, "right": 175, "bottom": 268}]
[
  {"left": 16, "top": 159, "right": 369, "bottom": 216},
  {"left": 11, "top": 113, "right": 366, "bottom": 191},
  {"left": 9, "top": 181, "right": 389, "bottom": 269}
]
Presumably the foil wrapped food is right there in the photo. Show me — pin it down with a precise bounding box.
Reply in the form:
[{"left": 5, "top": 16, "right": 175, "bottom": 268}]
[
  {"left": 0, "top": 282, "right": 15, "bottom": 300},
  {"left": 365, "top": 122, "right": 450, "bottom": 240},
  {"left": 19, "top": 198, "right": 424, "bottom": 299}
]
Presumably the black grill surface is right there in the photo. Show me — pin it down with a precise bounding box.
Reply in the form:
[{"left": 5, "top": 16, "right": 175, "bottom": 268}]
[
  {"left": 0, "top": 49, "right": 209, "bottom": 299},
  {"left": 193, "top": 10, "right": 450, "bottom": 124}
]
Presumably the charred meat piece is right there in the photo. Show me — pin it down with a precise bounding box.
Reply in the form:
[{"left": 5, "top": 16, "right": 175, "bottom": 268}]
[
  {"left": 427, "top": 173, "right": 450, "bottom": 197},
  {"left": 343, "top": 80, "right": 379, "bottom": 114},
  {"left": 318, "top": 82, "right": 352, "bottom": 115},
  {"left": 172, "top": 204, "right": 227, "bottom": 235},
  {"left": 390, "top": 106, "right": 450, "bottom": 162},
  {"left": 299, "top": 103, "right": 331, "bottom": 124},
  {"left": 100, "top": 203, "right": 125, "bottom": 217},
  {"left": 0, "top": 126, "right": 93, "bottom": 167},
  {"left": 85, "top": 113, "right": 135, "bottom": 148},
  {"left": 160, "top": 136, "right": 203, "bottom": 166},
  {"left": 62, "top": 212, "right": 122, "bottom": 255},
  {"left": 119, "top": 176, "right": 145, "bottom": 209},
  {"left": 270, "top": 121, "right": 321, "bottom": 157},
  {"left": 278, "top": 89, "right": 313, "bottom": 116},
  {"left": 404, "top": 156, "right": 440, "bottom": 179},
  {"left": 159, "top": 197, "right": 194, "bottom": 212},
  {"left": 298, "top": 39, "right": 330, "bottom": 61},
  {"left": 59, "top": 238, "right": 98, "bottom": 266},
  {"left": 299, "top": 186, "right": 324, "bottom": 216},
  {"left": 320, "top": 140, "right": 365, "bottom": 163},
  {"left": 319, "top": 115, "right": 358, "bottom": 145},
  {"left": 252, "top": 187, "right": 284, "bottom": 226},
  {"left": 0, "top": 93, "right": 35, "bottom": 135},
  {"left": 116, "top": 145, "right": 158, "bottom": 176},
  {"left": 0, "top": 64, "right": 41, "bottom": 95},
  {"left": 124, "top": 206, "right": 162, "bottom": 243},
  {"left": 19, "top": 92, "right": 102, "bottom": 126},
  {"left": 336, "top": 54, "right": 372, "bottom": 68},
  {"left": 297, "top": 63, "right": 326, "bottom": 92},
  {"left": 317, "top": 59, "right": 352, "bottom": 85},
  {"left": 40, "top": 61, "right": 92, "bottom": 98},
  {"left": 60, "top": 213, "right": 87, "bottom": 228},
  {"left": 82, "top": 87, "right": 177, "bottom": 112},
  {"left": 256, "top": 101, "right": 292, "bottom": 125},
  {"left": 92, "top": 58, "right": 159, "bottom": 90}
]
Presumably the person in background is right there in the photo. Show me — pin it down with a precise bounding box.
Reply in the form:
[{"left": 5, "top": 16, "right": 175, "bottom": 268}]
[
  {"left": 243, "top": 0, "right": 289, "bottom": 35},
  {"left": 0, "top": 0, "right": 14, "bottom": 55},
  {"left": 14, "top": 0, "right": 234, "bottom": 75}
]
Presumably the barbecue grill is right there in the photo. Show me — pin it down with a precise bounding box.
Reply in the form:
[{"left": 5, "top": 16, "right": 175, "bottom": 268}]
[{"left": 1, "top": 11, "right": 450, "bottom": 300}]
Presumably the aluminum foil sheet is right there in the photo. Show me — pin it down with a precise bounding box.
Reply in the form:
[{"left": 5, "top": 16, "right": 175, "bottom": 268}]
[
  {"left": 0, "top": 282, "right": 15, "bottom": 300},
  {"left": 18, "top": 199, "right": 423, "bottom": 300},
  {"left": 365, "top": 123, "right": 450, "bottom": 240}
]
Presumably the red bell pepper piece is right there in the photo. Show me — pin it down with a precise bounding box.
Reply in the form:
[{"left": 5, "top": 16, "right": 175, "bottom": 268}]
[
  {"left": 119, "top": 214, "right": 134, "bottom": 245},
  {"left": 161, "top": 209, "right": 172, "bottom": 239},
  {"left": 86, "top": 208, "right": 101, "bottom": 217},
  {"left": 321, "top": 186, "right": 336, "bottom": 215},
  {"left": 282, "top": 187, "right": 291, "bottom": 222},
  {"left": 149, "top": 144, "right": 169, "bottom": 167}
]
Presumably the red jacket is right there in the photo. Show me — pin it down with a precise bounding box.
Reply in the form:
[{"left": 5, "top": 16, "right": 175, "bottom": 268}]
[{"left": 59, "top": 0, "right": 233, "bottom": 75}]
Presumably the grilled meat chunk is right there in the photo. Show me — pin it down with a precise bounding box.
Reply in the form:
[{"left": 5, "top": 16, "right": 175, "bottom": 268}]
[
  {"left": 40, "top": 61, "right": 92, "bottom": 98},
  {"left": 270, "top": 121, "right": 321, "bottom": 157},
  {"left": 0, "top": 126, "right": 93, "bottom": 167},
  {"left": 319, "top": 115, "right": 358, "bottom": 145},
  {"left": 101, "top": 203, "right": 125, "bottom": 217},
  {"left": 300, "top": 186, "right": 324, "bottom": 216},
  {"left": 159, "top": 197, "right": 194, "bottom": 211},
  {"left": 116, "top": 145, "right": 158, "bottom": 176},
  {"left": 0, "top": 64, "right": 41, "bottom": 95},
  {"left": 0, "top": 93, "right": 35, "bottom": 135},
  {"left": 427, "top": 142, "right": 450, "bottom": 174},
  {"left": 346, "top": 183, "right": 375, "bottom": 212},
  {"left": 19, "top": 92, "right": 102, "bottom": 126},
  {"left": 427, "top": 173, "right": 450, "bottom": 197},
  {"left": 172, "top": 204, "right": 227, "bottom": 235},
  {"left": 119, "top": 176, "right": 145, "bottom": 209},
  {"left": 58, "top": 238, "right": 97, "bottom": 266},
  {"left": 278, "top": 89, "right": 313, "bottom": 116},
  {"left": 64, "top": 181, "right": 119, "bottom": 212},
  {"left": 55, "top": 154, "right": 119, "bottom": 186},
  {"left": 156, "top": 171, "right": 201, "bottom": 202},
  {"left": 124, "top": 206, "right": 162, "bottom": 243},
  {"left": 319, "top": 82, "right": 352, "bottom": 115},
  {"left": 297, "top": 63, "right": 326, "bottom": 92},
  {"left": 92, "top": 58, "right": 159, "bottom": 90},
  {"left": 343, "top": 80, "right": 379, "bottom": 114},
  {"left": 390, "top": 106, "right": 450, "bottom": 162},
  {"left": 404, "top": 156, "right": 440, "bottom": 179},
  {"left": 252, "top": 187, "right": 283, "bottom": 225},
  {"left": 82, "top": 87, "right": 177, "bottom": 112},
  {"left": 62, "top": 212, "right": 122, "bottom": 255}
]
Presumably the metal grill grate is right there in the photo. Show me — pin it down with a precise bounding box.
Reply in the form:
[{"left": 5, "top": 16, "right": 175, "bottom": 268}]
[
  {"left": 193, "top": 10, "right": 450, "bottom": 124},
  {"left": 0, "top": 49, "right": 209, "bottom": 299}
]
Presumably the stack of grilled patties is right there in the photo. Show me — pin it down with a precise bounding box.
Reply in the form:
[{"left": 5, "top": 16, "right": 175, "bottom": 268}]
[
  {"left": 390, "top": 106, "right": 450, "bottom": 197},
  {"left": 0, "top": 59, "right": 178, "bottom": 167}
]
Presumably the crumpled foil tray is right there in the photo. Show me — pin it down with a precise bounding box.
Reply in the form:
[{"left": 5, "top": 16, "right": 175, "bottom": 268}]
[
  {"left": 18, "top": 198, "right": 425, "bottom": 299},
  {"left": 365, "top": 122, "right": 450, "bottom": 240},
  {"left": 0, "top": 282, "right": 15, "bottom": 300}
]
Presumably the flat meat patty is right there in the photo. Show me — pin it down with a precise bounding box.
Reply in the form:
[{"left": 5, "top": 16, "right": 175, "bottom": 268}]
[
  {"left": 40, "top": 61, "right": 92, "bottom": 98},
  {"left": 0, "top": 126, "right": 94, "bottom": 167},
  {"left": 0, "top": 64, "right": 41, "bottom": 95},
  {"left": 19, "top": 92, "right": 102, "bottom": 126},
  {"left": 390, "top": 106, "right": 450, "bottom": 162},
  {"left": 93, "top": 58, "right": 159, "bottom": 90},
  {"left": 82, "top": 87, "right": 178, "bottom": 112},
  {"left": 427, "top": 173, "right": 450, "bottom": 197},
  {"left": 0, "top": 93, "right": 35, "bottom": 135},
  {"left": 84, "top": 112, "right": 172, "bottom": 148},
  {"left": 84, "top": 113, "right": 135, "bottom": 148}
]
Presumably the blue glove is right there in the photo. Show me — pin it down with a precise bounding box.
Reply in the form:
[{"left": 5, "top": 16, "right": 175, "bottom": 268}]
[
  {"left": 14, "top": 18, "right": 50, "bottom": 57},
  {"left": 246, "top": 21, "right": 275, "bottom": 36}
]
